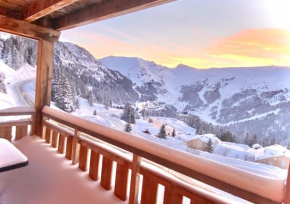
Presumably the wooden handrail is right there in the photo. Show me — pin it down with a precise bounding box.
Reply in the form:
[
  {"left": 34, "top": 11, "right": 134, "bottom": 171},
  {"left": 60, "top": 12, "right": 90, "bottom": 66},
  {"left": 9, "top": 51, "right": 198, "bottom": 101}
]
[
  {"left": 0, "top": 107, "right": 36, "bottom": 116},
  {"left": 0, "top": 118, "right": 32, "bottom": 127},
  {"left": 42, "top": 106, "right": 284, "bottom": 204}
]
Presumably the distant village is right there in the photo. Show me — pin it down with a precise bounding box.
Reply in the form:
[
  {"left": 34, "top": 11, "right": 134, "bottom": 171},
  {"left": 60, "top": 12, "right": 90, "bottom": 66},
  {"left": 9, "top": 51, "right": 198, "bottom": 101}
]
[{"left": 118, "top": 102, "right": 290, "bottom": 170}]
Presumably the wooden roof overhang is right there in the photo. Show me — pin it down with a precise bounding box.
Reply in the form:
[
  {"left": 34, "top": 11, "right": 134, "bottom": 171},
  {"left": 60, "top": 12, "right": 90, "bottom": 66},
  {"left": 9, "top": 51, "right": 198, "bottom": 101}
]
[{"left": 0, "top": 0, "right": 175, "bottom": 42}]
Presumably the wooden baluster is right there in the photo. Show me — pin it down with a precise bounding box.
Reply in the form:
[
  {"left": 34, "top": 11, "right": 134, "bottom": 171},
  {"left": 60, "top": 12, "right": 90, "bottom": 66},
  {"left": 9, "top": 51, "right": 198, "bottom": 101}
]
[
  {"left": 15, "top": 125, "right": 28, "bottom": 141},
  {"left": 58, "top": 134, "right": 66, "bottom": 154},
  {"left": 65, "top": 136, "right": 73, "bottom": 160},
  {"left": 129, "top": 154, "right": 141, "bottom": 204},
  {"left": 0, "top": 127, "right": 12, "bottom": 142},
  {"left": 114, "top": 163, "right": 129, "bottom": 201},
  {"left": 72, "top": 130, "right": 80, "bottom": 165},
  {"left": 141, "top": 173, "right": 158, "bottom": 204},
  {"left": 51, "top": 131, "right": 58, "bottom": 148},
  {"left": 285, "top": 160, "right": 290, "bottom": 204},
  {"left": 45, "top": 126, "right": 51, "bottom": 144},
  {"left": 89, "top": 150, "right": 100, "bottom": 181},
  {"left": 164, "top": 186, "right": 183, "bottom": 204},
  {"left": 79, "top": 144, "right": 89, "bottom": 171},
  {"left": 101, "top": 156, "right": 113, "bottom": 190}
]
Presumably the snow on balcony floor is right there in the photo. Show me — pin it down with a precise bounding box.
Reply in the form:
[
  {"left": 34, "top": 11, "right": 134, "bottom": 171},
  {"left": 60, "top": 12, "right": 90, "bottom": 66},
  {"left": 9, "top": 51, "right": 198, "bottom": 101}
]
[{"left": 0, "top": 136, "right": 126, "bottom": 204}]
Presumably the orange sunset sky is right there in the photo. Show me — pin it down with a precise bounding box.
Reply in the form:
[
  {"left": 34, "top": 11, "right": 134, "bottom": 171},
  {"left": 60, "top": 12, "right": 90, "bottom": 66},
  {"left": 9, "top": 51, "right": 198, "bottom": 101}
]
[{"left": 60, "top": 0, "right": 290, "bottom": 69}]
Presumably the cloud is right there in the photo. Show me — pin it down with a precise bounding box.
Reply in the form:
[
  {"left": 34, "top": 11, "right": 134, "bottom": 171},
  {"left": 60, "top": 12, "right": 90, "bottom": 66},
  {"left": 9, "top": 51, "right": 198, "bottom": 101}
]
[
  {"left": 204, "top": 29, "right": 290, "bottom": 67},
  {"left": 60, "top": 28, "right": 290, "bottom": 68}
]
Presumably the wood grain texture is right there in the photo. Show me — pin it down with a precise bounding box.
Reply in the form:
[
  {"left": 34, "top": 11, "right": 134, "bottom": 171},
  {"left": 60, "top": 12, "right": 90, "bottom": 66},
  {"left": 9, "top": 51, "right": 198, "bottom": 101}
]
[
  {"left": 164, "top": 186, "right": 183, "bottom": 204},
  {"left": 0, "top": 127, "right": 12, "bottom": 142},
  {"left": 101, "top": 156, "right": 113, "bottom": 190},
  {"left": 51, "top": 131, "right": 58, "bottom": 148},
  {"left": 129, "top": 154, "right": 141, "bottom": 204},
  {"left": 65, "top": 136, "right": 73, "bottom": 160},
  {"left": 15, "top": 125, "right": 28, "bottom": 141},
  {"left": 33, "top": 39, "right": 54, "bottom": 136},
  {"left": 89, "top": 150, "right": 100, "bottom": 181},
  {"left": 79, "top": 144, "right": 89, "bottom": 171},
  {"left": 54, "top": 0, "right": 174, "bottom": 30},
  {"left": 114, "top": 163, "right": 129, "bottom": 201},
  {"left": 45, "top": 126, "right": 51, "bottom": 143},
  {"left": 0, "top": 15, "right": 59, "bottom": 42},
  {"left": 72, "top": 130, "right": 80, "bottom": 165},
  {"left": 141, "top": 174, "right": 158, "bottom": 204},
  {"left": 58, "top": 134, "right": 66, "bottom": 153},
  {"left": 24, "top": 0, "right": 80, "bottom": 22}
]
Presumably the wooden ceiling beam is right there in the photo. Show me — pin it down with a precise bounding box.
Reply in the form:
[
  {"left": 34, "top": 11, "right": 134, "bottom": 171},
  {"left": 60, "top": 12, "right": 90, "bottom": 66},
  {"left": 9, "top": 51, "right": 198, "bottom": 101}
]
[
  {"left": 0, "top": 15, "right": 60, "bottom": 42},
  {"left": 24, "top": 0, "right": 80, "bottom": 22},
  {"left": 0, "top": 6, "right": 22, "bottom": 19},
  {"left": 53, "top": 0, "right": 175, "bottom": 31}
]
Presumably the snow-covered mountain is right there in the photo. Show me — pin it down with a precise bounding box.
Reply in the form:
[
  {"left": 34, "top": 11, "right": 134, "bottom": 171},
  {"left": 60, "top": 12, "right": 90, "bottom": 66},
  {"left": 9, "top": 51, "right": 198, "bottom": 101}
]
[
  {"left": 0, "top": 33, "right": 289, "bottom": 144},
  {"left": 100, "top": 56, "right": 290, "bottom": 143}
]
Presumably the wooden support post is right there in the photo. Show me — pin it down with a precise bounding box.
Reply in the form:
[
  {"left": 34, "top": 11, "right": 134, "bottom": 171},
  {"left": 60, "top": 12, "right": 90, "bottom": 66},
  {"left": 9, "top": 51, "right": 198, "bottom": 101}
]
[
  {"left": 114, "top": 163, "right": 129, "bottom": 201},
  {"left": 101, "top": 156, "right": 113, "bottom": 190},
  {"left": 89, "top": 151, "right": 100, "bottom": 181},
  {"left": 51, "top": 131, "right": 58, "bottom": 148},
  {"left": 15, "top": 126, "right": 28, "bottom": 141},
  {"left": 45, "top": 126, "right": 52, "bottom": 144},
  {"left": 141, "top": 174, "right": 158, "bottom": 204},
  {"left": 65, "top": 136, "right": 73, "bottom": 160},
  {"left": 129, "top": 154, "right": 141, "bottom": 204},
  {"left": 72, "top": 130, "right": 80, "bottom": 165},
  {"left": 32, "top": 39, "right": 54, "bottom": 137},
  {"left": 284, "top": 162, "right": 290, "bottom": 204},
  {"left": 164, "top": 186, "right": 183, "bottom": 204},
  {"left": 0, "top": 127, "right": 12, "bottom": 142},
  {"left": 58, "top": 134, "right": 66, "bottom": 154},
  {"left": 79, "top": 145, "right": 89, "bottom": 171}
]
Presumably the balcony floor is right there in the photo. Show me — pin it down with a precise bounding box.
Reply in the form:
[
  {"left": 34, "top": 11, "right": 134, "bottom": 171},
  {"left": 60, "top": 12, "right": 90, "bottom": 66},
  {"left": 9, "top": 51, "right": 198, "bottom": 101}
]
[{"left": 0, "top": 136, "right": 125, "bottom": 204}]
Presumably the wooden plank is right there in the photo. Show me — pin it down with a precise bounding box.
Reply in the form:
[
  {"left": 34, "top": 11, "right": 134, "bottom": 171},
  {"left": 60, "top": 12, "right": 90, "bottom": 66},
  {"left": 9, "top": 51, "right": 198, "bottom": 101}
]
[
  {"left": 0, "top": 6, "right": 22, "bottom": 19},
  {"left": 24, "top": 0, "right": 80, "bottom": 22},
  {"left": 0, "top": 15, "right": 59, "bottom": 42},
  {"left": 89, "top": 151, "right": 100, "bottom": 181},
  {"left": 114, "top": 163, "right": 129, "bottom": 201},
  {"left": 58, "top": 134, "right": 66, "bottom": 154},
  {"left": 101, "top": 156, "right": 113, "bottom": 190},
  {"left": 0, "top": 127, "right": 12, "bottom": 142},
  {"left": 0, "top": 107, "right": 36, "bottom": 116},
  {"left": 129, "top": 154, "right": 141, "bottom": 204},
  {"left": 45, "top": 126, "right": 52, "bottom": 144},
  {"left": 65, "top": 136, "right": 73, "bottom": 160},
  {"left": 54, "top": 0, "right": 174, "bottom": 31},
  {"left": 72, "top": 130, "right": 80, "bottom": 165},
  {"left": 51, "top": 131, "right": 59, "bottom": 148},
  {"left": 0, "top": 119, "right": 32, "bottom": 128},
  {"left": 32, "top": 39, "right": 55, "bottom": 136},
  {"left": 164, "top": 186, "right": 183, "bottom": 204},
  {"left": 15, "top": 126, "right": 28, "bottom": 141},
  {"left": 284, "top": 163, "right": 290, "bottom": 204},
  {"left": 141, "top": 174, "right": 158, "bottom": 204},
  {"left": 79, "top": 144, "right": 89, "bottom": 171}
]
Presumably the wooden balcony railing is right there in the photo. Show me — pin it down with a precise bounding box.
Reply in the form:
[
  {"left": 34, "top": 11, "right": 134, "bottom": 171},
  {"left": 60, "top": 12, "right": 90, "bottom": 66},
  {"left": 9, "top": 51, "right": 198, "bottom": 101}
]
[
  {"left": 39, "top": 105, "right": 289, "bottom": 204},
  {"left": 0, "top": 107, "right": 36, "bottom": 142}
]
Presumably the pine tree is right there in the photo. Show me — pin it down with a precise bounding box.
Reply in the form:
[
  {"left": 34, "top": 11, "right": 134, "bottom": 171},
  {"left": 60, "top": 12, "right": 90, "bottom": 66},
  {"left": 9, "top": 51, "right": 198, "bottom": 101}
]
[
  {"left": 124, "top": 123, "right": 132, "bottom": 133},
  {"left": 88, "top": 91, "right": 94, "bottom": 107},
  {"left": 75, "top": 97, "right": 80, "bottom": 109},
  {"left": 54, "top": 73, "right": 76, "bottom": 113},
  {"left": 172, "top": 129, "right": 176, "bottom": 137},
  {"left": 158, "top": 124, "right": 167, "bottom": 139},
  {"left": 205, "top": 139, "right": 214, "bottom": 153},
  {"left": 121, "top": 103, "right": 135, "bottom": 124},
  {"left": 93, "top": 109, "right": 97, "bottom": 116}
]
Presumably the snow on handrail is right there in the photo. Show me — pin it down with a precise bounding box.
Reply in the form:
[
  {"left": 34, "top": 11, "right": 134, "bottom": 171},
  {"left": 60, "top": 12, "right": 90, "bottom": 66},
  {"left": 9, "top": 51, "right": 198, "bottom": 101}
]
[
  {"left": 42, "top": 105, "right": 285, "bottom": 204},
  {"left": 0, "top": 107, "right": 36, "bottom": 116}
]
